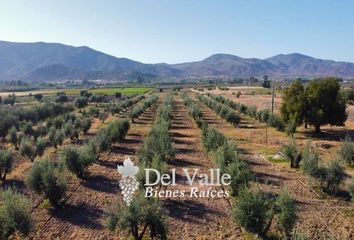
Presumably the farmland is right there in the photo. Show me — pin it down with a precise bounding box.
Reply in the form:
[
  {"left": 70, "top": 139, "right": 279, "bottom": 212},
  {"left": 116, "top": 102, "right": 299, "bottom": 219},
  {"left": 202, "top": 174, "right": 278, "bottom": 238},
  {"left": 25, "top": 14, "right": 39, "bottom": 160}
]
[{"left": 0, "top": 84, "right": 354, "bottom": 240}]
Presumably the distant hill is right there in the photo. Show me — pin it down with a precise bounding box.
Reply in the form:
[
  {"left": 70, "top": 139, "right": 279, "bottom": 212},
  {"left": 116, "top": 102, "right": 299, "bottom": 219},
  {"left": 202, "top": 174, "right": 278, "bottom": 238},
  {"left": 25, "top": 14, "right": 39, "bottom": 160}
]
[
  {"left": 0, "top": 40, "right": 181, "bottom": 81},
  {"left": 1, "top": 40, "right": 354, "bottom": 81}
]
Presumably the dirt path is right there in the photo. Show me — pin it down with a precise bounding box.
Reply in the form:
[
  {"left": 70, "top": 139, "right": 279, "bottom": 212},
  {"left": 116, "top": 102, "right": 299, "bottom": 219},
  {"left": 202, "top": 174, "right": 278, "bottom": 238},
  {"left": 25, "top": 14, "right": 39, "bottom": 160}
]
[
  {"left": 163, "top": 95, "right": 244, "bottom": 240},
  {"left": 194, "top": 93, "right": 354, "bottom": 240},
  {"left": 31, "top": 100, "right": 162, "bottom": 239}
]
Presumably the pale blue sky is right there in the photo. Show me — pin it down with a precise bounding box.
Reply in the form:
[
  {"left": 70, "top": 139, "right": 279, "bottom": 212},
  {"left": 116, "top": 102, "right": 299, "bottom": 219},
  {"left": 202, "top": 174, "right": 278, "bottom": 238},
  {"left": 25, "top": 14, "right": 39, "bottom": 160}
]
[{"left": 0, "top": 0, "right": 353, "bottom": 63}]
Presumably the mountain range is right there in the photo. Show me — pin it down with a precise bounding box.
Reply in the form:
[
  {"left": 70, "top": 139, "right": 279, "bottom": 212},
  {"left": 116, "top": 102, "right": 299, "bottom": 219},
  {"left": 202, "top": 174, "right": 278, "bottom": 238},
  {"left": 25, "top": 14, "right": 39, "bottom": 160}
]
[{"left": 1, "top": 40, "right": 354, "bottom": 81}]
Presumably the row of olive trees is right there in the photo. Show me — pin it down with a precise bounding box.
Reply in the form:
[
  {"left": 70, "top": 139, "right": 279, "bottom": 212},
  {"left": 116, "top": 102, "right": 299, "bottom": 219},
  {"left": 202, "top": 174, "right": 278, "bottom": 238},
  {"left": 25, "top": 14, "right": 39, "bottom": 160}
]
[
  {"left": 105, "top": 96, "right": 174, "bottom": 240},
  {"left": 128, "top": 95, "right": 159, "bottom": 122},
  {"left": 184, "top": 94, "right": 299, "bottom": 239},
  {"left": 197, "top": 94, "right": 241, "bottom": 127},
  {"left": 207, "top": 93, "right": 285, "bottom": 131},
  {"left": 283, "top": 139, "right": 354, "bottom": 200},
  {"left": 0, "top": 102, "right": 74, "bottom": 141}
]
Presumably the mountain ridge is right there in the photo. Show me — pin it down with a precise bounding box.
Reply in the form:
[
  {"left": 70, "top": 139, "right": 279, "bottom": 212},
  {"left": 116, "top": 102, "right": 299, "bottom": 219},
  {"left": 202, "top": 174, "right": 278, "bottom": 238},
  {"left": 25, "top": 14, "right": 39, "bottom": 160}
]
[{"left": 1, "top": 40, "right": 354, "bottom": 81}]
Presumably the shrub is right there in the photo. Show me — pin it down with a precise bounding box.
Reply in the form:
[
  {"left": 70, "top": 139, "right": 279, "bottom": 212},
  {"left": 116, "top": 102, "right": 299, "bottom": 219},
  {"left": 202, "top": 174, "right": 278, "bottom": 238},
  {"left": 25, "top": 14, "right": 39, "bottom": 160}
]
[
  {"left": 283, "top": 140, "right": 302, "bottom": 168},
  {"left": 19, "top": 138, "right": 37, "bottom": 162},
  {"left": 48, "top": 128, "right": 65, "bottom": 148},
  {"left": 55, "top": 94, "right": 68, "bottom": 103},
  {"left": 0, "top": 188, "right": 33, "bottom": 239},
  {"left": 214, "top": 141, "right": 238, "bottom": 173},
  {"left": 59, "top": 146, "right": 95, "bottom": 178},
  {"left": 105, "top": 193, "right": 167, "bottom": 240},
  {"left": 81, "top": 118, "right": 92, "bottom": 134},
  {"left": 227, "top": 160, "right": 252, "bottom": 197},
  {"left": 274, "top": 190, "right": 297, "bottom": 238},
  {"left": 99, "top": 111, "right": 109, "bottom": 123},
  {"left": 202, "top": 127, "right": 226, "bottom": 152},
  {"left": 303, "top": 146, "right": 346, "bottom": 194},
  {"left": 35, "top": 138, "right": 47, "bottom": 158},
  {"left": 337, "top": 135, "right": 354, "bottom": 166},
  {"left": 74, "top": 97, "right": 88, "bottom": 110},
  {"left": 232, "top": 188, "right": 272, "bottom": 236},
  {"left": 0, "top": 150, "right": 13, "bottom": 181},
  {"left": 26, "top": 159, "right": 67, "bottom": 207},
  {"left": 236, "top": 91, "right": 241, "bottom": 98},
  {"left": 6, "top": 127, "right": 20, "bottom": 150},
  {"left": 317, "top": 160, "right": 346, "bottom": 193},
  {"left": 21, "top": 121, "right": 34, "bottom": 136}
]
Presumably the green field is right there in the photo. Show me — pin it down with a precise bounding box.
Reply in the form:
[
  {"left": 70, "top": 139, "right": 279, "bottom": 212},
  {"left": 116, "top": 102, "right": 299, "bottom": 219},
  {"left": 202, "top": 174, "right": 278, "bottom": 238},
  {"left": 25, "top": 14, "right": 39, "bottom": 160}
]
[{"left": 65, "top": 87, "right": 152, "bottom": 95}]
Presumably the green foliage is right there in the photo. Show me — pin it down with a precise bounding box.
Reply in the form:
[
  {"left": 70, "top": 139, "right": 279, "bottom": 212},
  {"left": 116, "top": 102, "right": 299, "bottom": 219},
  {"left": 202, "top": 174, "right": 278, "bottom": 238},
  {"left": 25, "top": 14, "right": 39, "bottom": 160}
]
[
  {"left": 302, "top": 146, "right": 345, "bottom": 194},
  {"left": 128, "top": 95, "right": 158, "bottom": 122},
  {"left": 281, "top": 80, "right": 306, "bottom": 127},
  {"left": 98, "top": 111, "right": 109, "bottom": 123},
  {"left": 19, "top": 138, "right": 37, "bottom": 162},
  {"left": 197, "top": 94, "right": 240, "bottom": 127},
  {"left": 59, "top": 145, "right": 95, "bottom": 178},
  {"left": 337, "top": 135, "right": 354, "bottom": 166},
  {"left": 202, "top": 127, "right": 226, "bottom": 152},
  {"left": 105, "top": 193, "right": 167, "bottom": 240},
  {"left": 74, "top": 97, "right": 88, "bottom": 109},
  {"left": 26, "top": 159, "right": 67, "bottom": 207},
  {"left": 305, "top": 78, "right": 347, "bottom": 132},
  {"left": 274, "top": 190, "right": 297, "bottom": 238},
  {"left": 0, "top": 150, "right": 13, "bottom": 181},
  {"left": 232, "top": 188, "right": 272, "bottom": 236},
  {"left": 283, "top": 140, "right": 302, "bottom": 168},
  {"left": 6, "top": 126, "right": 20, "bottom": 150},
  {"left": 0, "top": 188, "right": 33, "bottom": 239},
  {"left": 35, "top": 138, "right": 47, "bottom": 158},
  {"left": 138, "top": 97, "right": 174, "bottom": 165},
  {"left": 227, "top": 160, "right": 252, "bottom": 197}
]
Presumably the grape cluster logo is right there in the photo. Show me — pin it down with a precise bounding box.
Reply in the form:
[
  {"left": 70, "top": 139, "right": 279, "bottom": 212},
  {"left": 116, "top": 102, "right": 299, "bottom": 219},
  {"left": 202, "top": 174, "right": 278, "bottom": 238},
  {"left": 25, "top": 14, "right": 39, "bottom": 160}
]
[{"left": 117, "top": 157, "right": 139, "bottom": 206}]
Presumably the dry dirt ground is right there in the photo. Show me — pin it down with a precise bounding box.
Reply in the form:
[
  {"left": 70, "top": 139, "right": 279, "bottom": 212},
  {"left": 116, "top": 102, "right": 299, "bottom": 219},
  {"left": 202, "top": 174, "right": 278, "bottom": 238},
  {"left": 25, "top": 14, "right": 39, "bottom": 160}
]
[
  {"left": 202, "top": 88, "right": 354, "bottom": 169},
  {"left": 192, "top": 92, "right": 354, "bottom": 240},
  {"left": 1, "top": 97, "right": 161, "bottom": 239},
  {"left": 163, "top": 95, "right": 243, "bottom": 240}
]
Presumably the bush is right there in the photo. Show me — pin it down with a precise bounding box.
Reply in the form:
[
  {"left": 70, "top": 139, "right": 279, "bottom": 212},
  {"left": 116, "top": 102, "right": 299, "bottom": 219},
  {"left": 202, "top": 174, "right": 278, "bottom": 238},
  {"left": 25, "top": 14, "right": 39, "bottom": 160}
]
[
  {"left": 26, "top": 159, "right": 67, "bottom": 207},
  {"left": 6, "top": 127, "right": 20, "bottom": 150},
  {"left": 337, "top": 135, "right": 354, "bottom": 166},
  {"left": 0, "top": 188, "right": 33, "bottom": 239},
  {"left": 202, "top": 127, "right": 226, "bottom": 152},
  {"left": 274, "top": 190, "right": 297, "bottom": 238},
  {"left": 303, "top": 146, "right": 346, "bottom": 193},
  {"left": 81, "top": 118, "right": 92, "bottom": 134},
  {"left": 74, "top": 97, "right": 88, "bottom": 109},
  {"left": 35, "top": 138, "right": 47, "bottom": 158},
  {"left": 0, "top": 150, "right": 13, "bottom": 181},
  {"left": 227, "top": 160, "right": 252, "bottom": 197},
  {"left": 19, "top": 138, "right": 37, "bottom": 162},
  {"left": 232, "top": 188, "right": 272, "bottom": 236},
  {"left": 214, "top": 141, "right": 238, "bottom": 173},
  {"left": 59, "top": 146, "right": 95, "bottom": 178},
  {"left": 283, "top": 140, "right": 302, "bottom": 168},
  {"left": 105, "top": 193, "right": 167, "bottom": 240}
]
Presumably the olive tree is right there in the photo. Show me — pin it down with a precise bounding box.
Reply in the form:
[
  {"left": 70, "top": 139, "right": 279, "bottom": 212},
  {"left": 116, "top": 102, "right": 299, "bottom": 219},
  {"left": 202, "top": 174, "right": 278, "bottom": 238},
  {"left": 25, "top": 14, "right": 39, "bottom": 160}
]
[
  {"left": 26, "top": 159, "right": 67, "bottom": 207},
  {"left": 0, "top": 150, "right": 13, "bottom": 181},
  {"left": 106, "top": 193, "right": 167, "bottom": 240},
  {"left": 0, "top": 188, "right": 33, "bottom": 239}
]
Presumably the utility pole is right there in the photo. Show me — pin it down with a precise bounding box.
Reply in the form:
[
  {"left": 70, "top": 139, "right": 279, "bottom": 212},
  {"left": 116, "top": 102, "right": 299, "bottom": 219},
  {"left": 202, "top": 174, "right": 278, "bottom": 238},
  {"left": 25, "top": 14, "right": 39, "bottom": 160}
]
[{"left": 271, "top": 87, "right": 275, "bottom": 115}]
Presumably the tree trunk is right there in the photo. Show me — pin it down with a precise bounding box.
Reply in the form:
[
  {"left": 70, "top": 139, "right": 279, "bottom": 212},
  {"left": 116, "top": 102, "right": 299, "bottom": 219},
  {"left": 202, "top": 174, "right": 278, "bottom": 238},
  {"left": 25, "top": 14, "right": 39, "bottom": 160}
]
[{"left": 315, "top": 125, "right": 321, "bottom": 133}]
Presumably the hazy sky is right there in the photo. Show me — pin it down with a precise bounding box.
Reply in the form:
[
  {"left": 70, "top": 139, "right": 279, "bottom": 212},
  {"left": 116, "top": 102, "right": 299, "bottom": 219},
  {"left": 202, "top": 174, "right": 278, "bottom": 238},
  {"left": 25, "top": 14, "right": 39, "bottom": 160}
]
[{"left": 0, "top": 0, "right": 354, "bottom": 63}]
